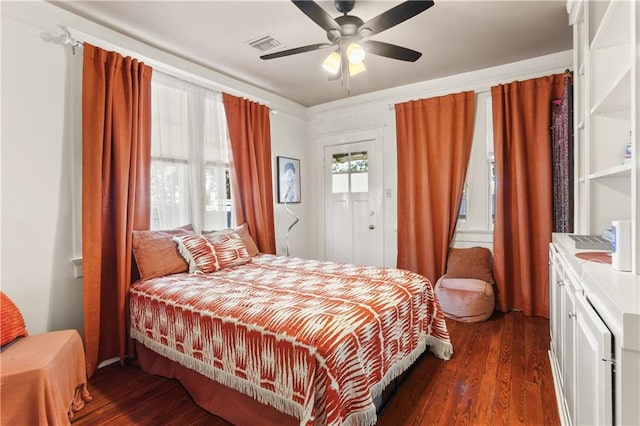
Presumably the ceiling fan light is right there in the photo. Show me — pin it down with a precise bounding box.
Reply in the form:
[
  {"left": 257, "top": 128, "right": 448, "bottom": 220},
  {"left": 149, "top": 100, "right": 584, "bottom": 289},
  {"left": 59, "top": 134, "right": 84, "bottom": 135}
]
[
  {"left": 347, "top": 43, "right": 366, "bottom": 64},
  {"left": 349, "top": 61, "right": 366, "bottom": 77},
  {"left": 322, "top": 51, "right": 341, "bottom": 74}
]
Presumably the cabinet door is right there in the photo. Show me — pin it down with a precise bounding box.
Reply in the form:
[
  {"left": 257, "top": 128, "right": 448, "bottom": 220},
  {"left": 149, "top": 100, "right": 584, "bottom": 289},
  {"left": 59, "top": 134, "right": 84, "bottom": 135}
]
[
  {"left": 551, "top": 247, "right": 566, "bottom": 382},
  {"left": 575, "top": 294, "right": 613, "bottom": 425},
  {"left": 562, "top": 280, "right": 577, "bottom": 425},
  {"left": 549, "top": 244, "right": 564, "bottom": 367}
]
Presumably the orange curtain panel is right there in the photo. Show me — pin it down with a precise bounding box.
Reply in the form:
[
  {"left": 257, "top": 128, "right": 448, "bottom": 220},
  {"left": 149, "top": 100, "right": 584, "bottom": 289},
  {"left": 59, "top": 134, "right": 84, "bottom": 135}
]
[
  {"left": 222, "top": 93, "right": 276, "bottom": 254},
  {"left": 491, "top": 74, "right": 565, "bottom": 318},
  {"left": 395, "top": 91, "right": 475, "bottom": 284},
  {"left": 82, "top": 43, "right": 152, "bottom": 377}
]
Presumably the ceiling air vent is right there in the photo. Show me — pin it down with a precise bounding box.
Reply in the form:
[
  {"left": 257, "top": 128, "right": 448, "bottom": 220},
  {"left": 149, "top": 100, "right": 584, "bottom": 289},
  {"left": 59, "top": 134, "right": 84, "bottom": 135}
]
[{"left": 247, "top": 35, "right": 284, "bottom": 53}]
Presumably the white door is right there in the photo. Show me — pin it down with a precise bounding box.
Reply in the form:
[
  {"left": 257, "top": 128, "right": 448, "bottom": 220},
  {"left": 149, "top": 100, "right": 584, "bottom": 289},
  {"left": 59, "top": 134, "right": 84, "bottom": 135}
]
[{"left": 324, "top": 140, "right": 383, "bottom": 266}]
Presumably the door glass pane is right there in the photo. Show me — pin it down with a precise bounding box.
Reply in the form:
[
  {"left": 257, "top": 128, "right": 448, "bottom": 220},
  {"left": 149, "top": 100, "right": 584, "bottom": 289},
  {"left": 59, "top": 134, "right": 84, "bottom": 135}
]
[
  {"left": 331, "top": 150, "right": 369, "bottom": 193},
  {"left": 332, "top": 153, "right": 350, "bottom": 173},
  {"left": 350, "top": 151, "right": 368, "bottom": 193},
  {"left": 332, "top": 153, "right": 349, "bottom": 193},
  {"left": 332, "top": 174, "right": 349, "bottom": 193},
  {"left": 350, "top": 151, "right": 368, "bottom": 173},
  {"left": 351, "top": 173, "right": 368, "bottom": 192}
]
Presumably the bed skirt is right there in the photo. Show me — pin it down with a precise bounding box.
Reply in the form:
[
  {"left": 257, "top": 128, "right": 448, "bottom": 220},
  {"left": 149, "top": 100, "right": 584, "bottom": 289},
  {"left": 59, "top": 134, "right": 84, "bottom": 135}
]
[
  {"left": 134, "top": 341, "right": 410, "bottom": 425},
  {"left": 135, "top": 341, "right": 298, "bottom": 426}
]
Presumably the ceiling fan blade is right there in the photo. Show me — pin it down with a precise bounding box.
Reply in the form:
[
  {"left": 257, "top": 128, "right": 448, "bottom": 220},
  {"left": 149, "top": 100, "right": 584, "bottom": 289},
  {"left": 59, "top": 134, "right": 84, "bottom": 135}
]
[
  {"left": 260, "top": 43, "right": 332, "bottom": 60},
  {"left": 292, "top": 0, "right": 342, "bottom": 32},
  {"left": 363, "top": 40, "right": 422, "bottom": 62},
  {"left": 359, "top": 1, "right": 434, "bottom": 36}
]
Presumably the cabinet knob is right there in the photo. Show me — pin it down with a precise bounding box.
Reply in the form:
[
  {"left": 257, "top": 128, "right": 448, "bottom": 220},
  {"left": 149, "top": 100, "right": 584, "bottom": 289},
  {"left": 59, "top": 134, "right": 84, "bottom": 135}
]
[
  {"left": 568, "top": 312, "right": 576, "bottom": 319},
  {"left": 558, "top": 279, "right": 565, "bottom": 287}
]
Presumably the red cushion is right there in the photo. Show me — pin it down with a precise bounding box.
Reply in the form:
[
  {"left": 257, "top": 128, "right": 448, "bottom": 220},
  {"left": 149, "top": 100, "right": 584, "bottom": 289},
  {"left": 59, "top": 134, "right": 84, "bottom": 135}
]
[
  {"left": 1, "top": 291, "right": 28, "bottom": 347},
  {"left": 446, "top": 247, "right": 494, "bottom": 283}
]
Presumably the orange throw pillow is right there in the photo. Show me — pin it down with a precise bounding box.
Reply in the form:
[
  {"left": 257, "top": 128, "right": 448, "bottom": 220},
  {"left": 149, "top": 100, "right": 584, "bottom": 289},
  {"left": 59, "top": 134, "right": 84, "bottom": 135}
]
[
  {"left": 1, "top": 291, "right": 28, "bottom": 348},
  {"left": 132, "top": 224, "right": 194, "bottom": 280},
  {"left": 446, "top": 247, "right": 494, "bottom": 284},
  {"left": 233, "top": 223, "right": 260, "bottom": 257}
]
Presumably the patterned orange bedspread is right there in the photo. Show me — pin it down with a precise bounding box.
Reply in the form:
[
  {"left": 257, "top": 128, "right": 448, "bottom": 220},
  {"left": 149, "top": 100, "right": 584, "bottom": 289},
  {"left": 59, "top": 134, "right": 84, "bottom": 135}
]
[{"left": 130, "top": 255, "right": 452, "bottom": 425}]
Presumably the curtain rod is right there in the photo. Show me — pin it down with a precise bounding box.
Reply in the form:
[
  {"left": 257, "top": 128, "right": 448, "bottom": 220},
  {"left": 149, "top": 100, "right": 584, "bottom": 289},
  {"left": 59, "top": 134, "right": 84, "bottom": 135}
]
[
  {"left": 385, "top": 68, "right": 572, "bottom": 111},
  {"left": 59, "top": 26, "right": 83, "bottom": 54},
  {"left": 58, "top": 26, "right": 276, "bottom": 113},
  {"left": 387, "top": 88, "right": 493, "bottom": 111}
]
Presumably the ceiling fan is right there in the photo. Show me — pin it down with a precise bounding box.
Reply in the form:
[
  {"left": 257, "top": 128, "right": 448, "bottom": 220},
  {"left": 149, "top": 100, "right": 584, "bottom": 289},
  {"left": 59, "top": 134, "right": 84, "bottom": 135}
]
[{"left": 260, "top": 0, "right": 435, "bottom": 79}]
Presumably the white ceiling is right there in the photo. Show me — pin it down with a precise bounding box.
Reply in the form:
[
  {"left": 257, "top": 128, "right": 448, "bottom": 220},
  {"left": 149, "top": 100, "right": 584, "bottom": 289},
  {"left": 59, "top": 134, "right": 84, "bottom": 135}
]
[{"left": 51, "top": 0, "right": 573, "bottom": 107}]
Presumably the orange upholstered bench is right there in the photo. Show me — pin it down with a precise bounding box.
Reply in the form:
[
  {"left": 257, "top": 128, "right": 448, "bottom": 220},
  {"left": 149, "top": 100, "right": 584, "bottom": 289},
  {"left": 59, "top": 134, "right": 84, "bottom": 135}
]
[
  {"left": 435, "top": 247, "right": 495, "bottom": 323},
  {"left": 0, "top": 292, "right": 91, "bottom": 425}
]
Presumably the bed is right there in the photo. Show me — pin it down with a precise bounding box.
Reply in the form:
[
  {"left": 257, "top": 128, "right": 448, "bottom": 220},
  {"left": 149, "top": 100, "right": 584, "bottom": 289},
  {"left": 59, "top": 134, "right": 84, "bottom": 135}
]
[{"left": 129, "top": 235, "right": 452, "bottom": 426}]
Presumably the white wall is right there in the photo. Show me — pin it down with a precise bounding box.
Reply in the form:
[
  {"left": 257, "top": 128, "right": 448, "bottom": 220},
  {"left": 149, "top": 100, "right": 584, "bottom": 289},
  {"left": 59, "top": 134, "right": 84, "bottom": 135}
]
[
  {"left": 308, "top": 51, "right": 573, "bottom": 265},
  {"left": 1, "top": 1, "right": 311, "bottom": 334},
  {"left": 1, "top": 14, "right": 84, "bottom": 335},
  {"left": 1, "top": 0, "right": 571, "bottom": 334},
  {"left": 271, "top": 111, "right": 315, "bottom": 259}
]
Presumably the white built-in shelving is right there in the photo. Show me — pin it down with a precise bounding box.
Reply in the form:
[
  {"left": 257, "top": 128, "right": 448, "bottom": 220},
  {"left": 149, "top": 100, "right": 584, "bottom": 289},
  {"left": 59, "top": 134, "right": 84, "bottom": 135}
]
[{"left": 572, "top": 0, "right": 637, "bottom": 273}]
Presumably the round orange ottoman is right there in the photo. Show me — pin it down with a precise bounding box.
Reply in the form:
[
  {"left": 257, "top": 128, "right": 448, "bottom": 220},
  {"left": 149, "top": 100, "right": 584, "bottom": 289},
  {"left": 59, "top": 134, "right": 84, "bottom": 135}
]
[{"left": 435, "top": 275, "right": 495, "bottom": 322}]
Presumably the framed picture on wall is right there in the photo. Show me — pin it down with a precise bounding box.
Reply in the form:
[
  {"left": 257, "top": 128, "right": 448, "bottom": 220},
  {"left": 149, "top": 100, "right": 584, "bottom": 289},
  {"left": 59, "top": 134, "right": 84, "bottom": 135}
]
[{"left": 277, "top": 156, "right": 301, "bottom": 203}]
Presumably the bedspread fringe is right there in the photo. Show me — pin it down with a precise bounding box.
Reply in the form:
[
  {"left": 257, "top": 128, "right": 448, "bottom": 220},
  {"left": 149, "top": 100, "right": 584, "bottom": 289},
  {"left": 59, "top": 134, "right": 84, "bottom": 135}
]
[
  {"left": 342, "top": 405, "right": 378, "bottom": 426},
  {"left": 426, "top": 335, "right": 454, "bottom": 361},
  {"left": 366, "top": 332, "right": 452, "bottom": 417},
  {"left": 369, "top": 335, "right": 427, "bottom": 401},
  {"left": 130, "top": 329, "right": 306, "bottom": 422}
]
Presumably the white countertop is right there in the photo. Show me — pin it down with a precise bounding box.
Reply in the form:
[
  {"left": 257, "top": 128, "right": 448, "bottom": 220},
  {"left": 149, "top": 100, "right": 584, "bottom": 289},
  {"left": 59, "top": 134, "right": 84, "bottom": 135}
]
[{"left": 553, "top": 233, "right": 640, "bottom": 351}]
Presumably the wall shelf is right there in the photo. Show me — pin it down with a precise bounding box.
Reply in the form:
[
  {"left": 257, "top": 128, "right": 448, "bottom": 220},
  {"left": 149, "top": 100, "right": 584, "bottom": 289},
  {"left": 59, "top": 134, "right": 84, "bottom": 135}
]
[
  {"left": 590, "top": 66, "right": 631, "bottom": 116},
  {"left": 590, "top": 0, "right": 631, "bottom": 50},
  {"left": 589, "top": 163, "right": 632, "bottom": 180}
]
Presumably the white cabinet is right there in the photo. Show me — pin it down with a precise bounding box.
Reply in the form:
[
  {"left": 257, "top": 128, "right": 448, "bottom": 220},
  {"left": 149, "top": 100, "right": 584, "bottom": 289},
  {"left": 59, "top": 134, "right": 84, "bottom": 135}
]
[
  {"left": 550, "top": 234, "right": 640, "bottom": 425},
  {"left": 549, "top": 242, "right": 608, "bottom": 426},
  {"left": 568, "top": 0, "right": 638, "bottom": 273}
]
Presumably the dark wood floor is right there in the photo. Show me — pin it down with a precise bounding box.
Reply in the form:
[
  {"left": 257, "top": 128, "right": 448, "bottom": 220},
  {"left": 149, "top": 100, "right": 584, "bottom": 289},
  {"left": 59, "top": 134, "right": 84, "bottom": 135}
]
[{"left": 72, "top": 311, "right": 559, "bottom": 425}]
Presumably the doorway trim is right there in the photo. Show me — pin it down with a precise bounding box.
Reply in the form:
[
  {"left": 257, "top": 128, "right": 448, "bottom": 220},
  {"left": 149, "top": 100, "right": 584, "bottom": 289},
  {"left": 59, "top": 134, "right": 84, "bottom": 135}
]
[{"left": 315, "top": 127, "right": 385, "bottom": 262}]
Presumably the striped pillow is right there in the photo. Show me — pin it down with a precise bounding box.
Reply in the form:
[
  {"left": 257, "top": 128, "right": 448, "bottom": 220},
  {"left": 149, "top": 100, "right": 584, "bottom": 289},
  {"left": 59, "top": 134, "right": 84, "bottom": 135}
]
[
  {"left": 1, "top": 292, "right": 28, "bottom": 349},
  {"left": 205, "top": 231, "right": 251, "bottom": 269},
  {"left": 173, "top": 234, "right": 221, "bottom": 274}
]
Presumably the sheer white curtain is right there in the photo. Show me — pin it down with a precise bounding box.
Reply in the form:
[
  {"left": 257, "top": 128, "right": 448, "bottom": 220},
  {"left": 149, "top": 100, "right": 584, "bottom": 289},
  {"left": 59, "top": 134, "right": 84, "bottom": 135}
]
[{"left": 150, "top": 72, "right": 231, "bottom": 232}]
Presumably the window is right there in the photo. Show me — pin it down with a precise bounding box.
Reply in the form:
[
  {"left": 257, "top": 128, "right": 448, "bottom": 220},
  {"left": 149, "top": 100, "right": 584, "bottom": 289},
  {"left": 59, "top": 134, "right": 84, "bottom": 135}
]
[
  {"left": 150, "top": 72, "right": 231, "bottom": 231},
  {"left": 331, "top": 151, "right": 369, "bottom": 193},
  {"left": 453, "top": 92, "right": 495, "bottom": 231},
  {"left": 457, "top": 182, "right": 468, "bottom": 223},
  {"left": 489, "top": 156, "right": 496, "bottom": 224}
]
